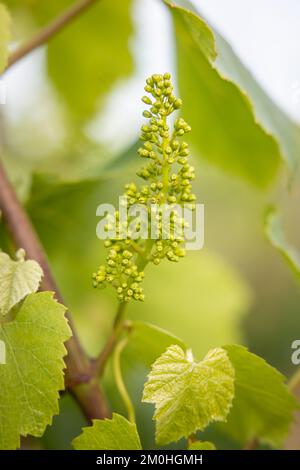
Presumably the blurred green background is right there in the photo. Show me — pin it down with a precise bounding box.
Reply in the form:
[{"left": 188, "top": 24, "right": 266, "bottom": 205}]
[{"left": 1, "top": 0, "right": 300, "bottom": 450}]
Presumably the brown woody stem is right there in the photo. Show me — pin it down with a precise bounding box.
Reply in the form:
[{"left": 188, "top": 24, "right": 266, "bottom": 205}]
[{"left": 0, "top": 161, "right": 109, "bottom": 421}]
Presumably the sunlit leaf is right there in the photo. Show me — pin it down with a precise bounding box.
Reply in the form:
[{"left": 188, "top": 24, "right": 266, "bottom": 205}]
[
  {"left": 188, "top": 441, "right": 216, "bottom": 450},
  {"left": 143, "top": 345, "right": 234, "bottom": 445},
  {"left": 0, "top": 249, "right": 43, "bottom": 317},
  {"left": 72, "top": 413, "right": 142, "bottom": 450},
  {"left": 0, "top": 292, "right": 71, "bottom": 449}
]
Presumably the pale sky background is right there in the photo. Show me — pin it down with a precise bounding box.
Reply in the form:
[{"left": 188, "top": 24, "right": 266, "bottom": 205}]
[{"left": 3, "top": 0, "right": 300, "bottom": 152}]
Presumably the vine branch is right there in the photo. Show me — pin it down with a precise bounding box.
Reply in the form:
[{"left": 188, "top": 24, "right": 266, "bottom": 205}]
[
  {"left": 0, "top": 0, "right": 111, "bottom": 423},
  {"left": 6, "top": 0, "right": 100, "bottom": 71},
  {"left": 93, "top": 302, "right": 127, "bottom": 377},
  {"left": 0, "top": 159, "right": 109, "bottom": 421}
]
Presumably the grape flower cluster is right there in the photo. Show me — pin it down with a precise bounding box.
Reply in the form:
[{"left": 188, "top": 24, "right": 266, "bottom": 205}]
[{"left": 93, "top": 73, "right": 196, "bottom": 302}]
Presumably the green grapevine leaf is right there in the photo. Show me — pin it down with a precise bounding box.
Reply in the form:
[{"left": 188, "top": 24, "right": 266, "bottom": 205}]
[
  {"left": 220, "top": 345, "right": 299, "bottom": 447},
  {"left": 0, "top": 249, "right": 43, "bottom": 317},
  {"left": 165, "top": 0, "right": 300, "bottom": 186},
  {"left": 265, "top": 208, "right": 300, "bottom": 281},
  {"left": 72, "top": 413, "right": 142, "bottom": 450},
  {"left": 0, "top": 2, "right": 10, "bottom": 72},
  {"left": 125, "top": 321, "right": 186, "bottom": 368},
  {"left": 0, "top": 292, "right": 71, "bottom": 449},
  {"left": 143, "top": 345, "right": 235, "bottom": 446},
  {"left": 188, "top": 441, "right": 216, "bottom": 450}
]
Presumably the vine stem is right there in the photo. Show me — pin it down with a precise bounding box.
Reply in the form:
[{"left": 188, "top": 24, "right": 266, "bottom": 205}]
[
  {"left": 93, "top": 302, "right": 127, "bottom": 377},
  {"left": 1, "top": 0, "right": 129, "bottom": 422},
  {"left": 0, "top": 0, "right": 110, "bottom": 423},
  {"left": 93, "top": 239, "right": 154, "bottom": 378},
  {"left": 0, "top": 161, "right": 109, "bottom": 421},
  {"left": 6, "top": 0, "right": 100, "bottom": 71},
  {"left": 113, "top": 337, "right": 136, "bottom": 423}
]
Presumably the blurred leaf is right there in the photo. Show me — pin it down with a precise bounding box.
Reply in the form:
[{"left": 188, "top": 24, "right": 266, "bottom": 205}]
[
  {"left": 48, "top": 0, "right": 133, "bottom": 121},
  {"left": 128, "top": 251, "right": 251, "bottom": 358},
  {"left": 188, "top": 441, "right": 216, "bottom": 450},
  {"left": 27, "top": 173, "right": 107, "bottom": 252},
  {"left": 125, "top": 321, "right": 186, "bottom": 368},
  {"left": 0, "top": 292, "right": 71, "bottom": 449},
  {"left": 165, "top": 0, "right": 300, "bottom": 186},
  {"left": 143, "top": 345, "right": 234, "bottom": 445},
  {"left": 265, "top": 207, "right": 300, "bottom": 281},
  {"left": 4, "top": 0, "right": 133, "bottom": 121},
  {"left": 0, "top": 249, "right": 43, "bottom": 317},
  {"left": 25, "top": 168, "right": 133, "bottom": 313},
  {"left": 72, "top": 413, "right": 142, "bottom": 450},
  {"left": 220, "top": 345, "right": 298, "bottom": 448},
  {"left": 0, "top": 2, "right": 10, "bottom": 72}
]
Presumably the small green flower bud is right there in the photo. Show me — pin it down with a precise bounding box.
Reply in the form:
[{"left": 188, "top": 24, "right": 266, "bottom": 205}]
[
  {"left": 143, "top": 110, "right": 152, "bottom": 118},
  {"left": 174, "top": 98, "right": 182, "bottom": 109},
  {"left": 142, "top": 96, "right": 152, "bottom": 105},
  {"left": 141, "top": 125, "right": 150, "bottom": 133},
  {"left": 153, "top": 74, "right": 163, "bottom": 83}
]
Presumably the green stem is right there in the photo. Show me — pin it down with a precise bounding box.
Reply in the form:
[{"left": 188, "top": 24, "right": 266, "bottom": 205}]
[
  {"left": 161, "top": 115, "right": 170, "bottom": 199},
  {"left": 113, "top": 337, "right": 136, "bottom": 423},
  {"left": 95, "top": 302, "right": 127, "bottom": 377},
  {"left": 136, "top": 238, "right": 154, "bottom": 271},
  {"left": 130, "top": 240, "right": 145, "bottom": 256},
  {"left": 95, "top": 238, "right": 153, "bottom": 379}
]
